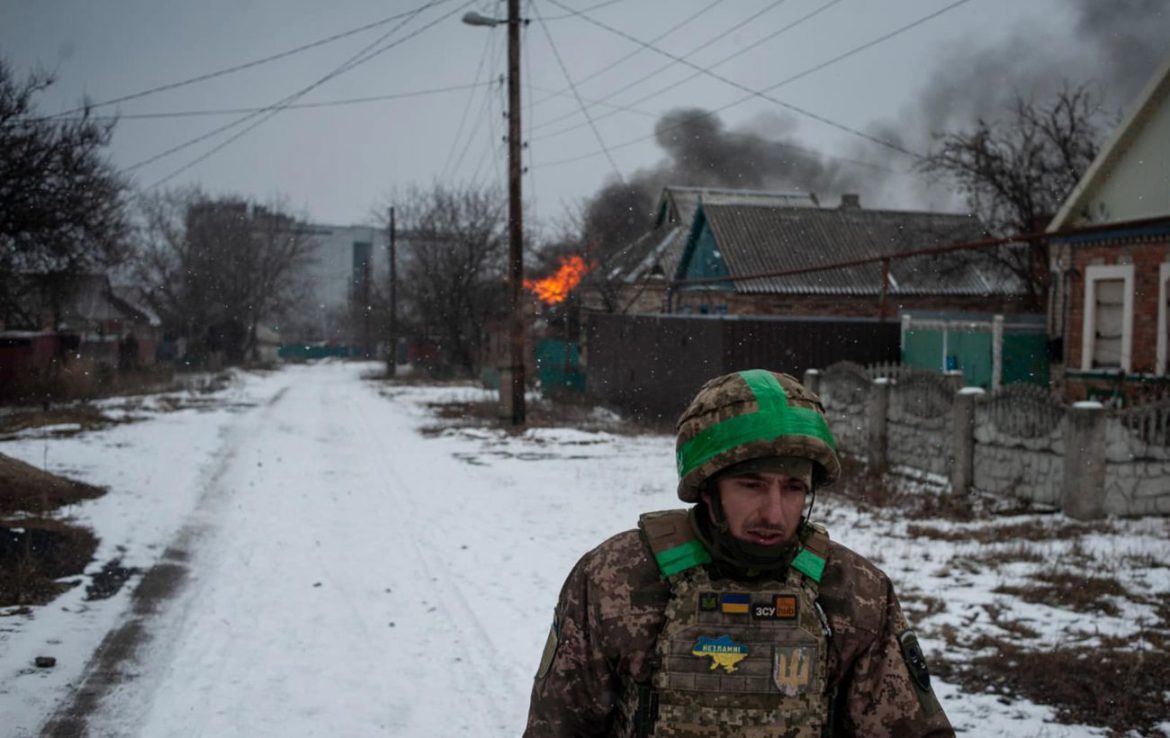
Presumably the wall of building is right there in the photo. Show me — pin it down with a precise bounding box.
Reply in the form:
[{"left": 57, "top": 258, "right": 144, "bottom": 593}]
[{"left": 1058, "top": 237, "right": 1170, "bottom": 403}]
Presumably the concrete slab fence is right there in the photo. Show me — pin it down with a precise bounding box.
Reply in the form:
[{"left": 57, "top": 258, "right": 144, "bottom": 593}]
[{"left": 805, "top": 362, "right": 1170, "bottom": 518}]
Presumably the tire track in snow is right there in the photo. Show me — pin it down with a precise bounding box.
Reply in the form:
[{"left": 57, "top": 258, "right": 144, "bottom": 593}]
[
  {"left": 346, "top": 378, "right": 519, "bottom": 733},
  {"left": 39, "top": 377, "right": 296, "bottom": 738}
]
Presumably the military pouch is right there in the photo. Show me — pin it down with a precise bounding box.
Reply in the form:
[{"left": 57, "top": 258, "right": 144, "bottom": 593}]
[{"left": 633, "top": 683, "right": 659, "bottom": 738}]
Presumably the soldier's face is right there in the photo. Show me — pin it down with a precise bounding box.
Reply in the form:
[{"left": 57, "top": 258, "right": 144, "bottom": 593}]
[{"left": 705, "top": 472, "right": 808, "bottom": 547}]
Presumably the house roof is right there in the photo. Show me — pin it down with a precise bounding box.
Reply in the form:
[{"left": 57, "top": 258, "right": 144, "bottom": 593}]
[
  {"left": 683, "top": 202, "right": 1021, "bottom": 296},
  {"left": 1048, "top": 54, "right": 1170, "bottom": 232},
  {"left": 621, "top": 186, "right": 820, "bottom": 283}
]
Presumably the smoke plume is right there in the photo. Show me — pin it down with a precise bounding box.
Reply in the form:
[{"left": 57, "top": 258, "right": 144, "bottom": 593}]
[{"left": 580, "top": 0, "right": 1170, "bottom": 233}]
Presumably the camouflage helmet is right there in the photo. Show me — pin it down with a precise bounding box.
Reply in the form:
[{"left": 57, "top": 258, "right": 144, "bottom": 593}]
[{"left": 675, "top": 369, "right": 841, "bottom": 502}]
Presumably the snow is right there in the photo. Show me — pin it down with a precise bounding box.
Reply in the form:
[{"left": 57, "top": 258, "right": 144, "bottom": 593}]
[{"left": 0, "top": 362, "right": 1167, "bottom": 736}]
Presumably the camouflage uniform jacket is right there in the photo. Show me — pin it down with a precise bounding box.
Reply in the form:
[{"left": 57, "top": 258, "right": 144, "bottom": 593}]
[{"left": 523, "top": 518, "right": 954, "bottom": 737}]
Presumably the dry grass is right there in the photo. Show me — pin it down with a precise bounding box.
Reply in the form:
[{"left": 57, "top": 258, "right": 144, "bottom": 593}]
[
  {"left": 905, "top": 518, "right": 1114, "bottom": 544},
  {"left": 995, "top": 572, "right": 1129, "bottom": 617},
  {"left": 934, "top": 641, "right": 1170, "bottom": 736},
  {"left": 0, "top": 452, "right": 106, "bottom": 516},
  {"left": 0, "top": 517, "right": 97, "bottom": 607}
]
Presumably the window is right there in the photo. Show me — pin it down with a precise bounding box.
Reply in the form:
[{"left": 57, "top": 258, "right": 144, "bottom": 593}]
[
  {"left": 1158, "top": 263, "right": 1170, "bottom": 375},
  {"left": 1081, "top": 264, "right": 1134, "bottom": 372}
]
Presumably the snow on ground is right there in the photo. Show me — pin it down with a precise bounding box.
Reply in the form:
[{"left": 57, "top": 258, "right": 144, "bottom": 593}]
[{"left": 0, "top": 362, "right": 1166, "bottom": 737}]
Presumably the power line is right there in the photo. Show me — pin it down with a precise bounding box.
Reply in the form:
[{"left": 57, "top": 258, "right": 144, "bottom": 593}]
[
  {"left": 531, "top": 0, "right": 623, "bottom": 181},
  {"left": 50, "top": 1, "right": 459, "bottom": 118},
  {"left": 546, "top": 0, "right": 959, "bottom": 160},
  {"left": 71, "top": 83, "right": 491, "bottom": 120},
  {"left": 450, "top": 30, "right": 507, "bottom": 184},
  {"left": 144, "top": 0, "right": 474, "bottom": 189},
  {"left": 529, "top": 0, "right": 728, "bottom": 113},
  {"left": 533, "top": 0, "right": 843, "bottom": 143},
  {"left": 439, "top": 30, "right": 498, "bottom": 181},
  {"left": 539, "top": 0, "right": 626, "bottom": 21},
  {"left": 531, "top": 0, "right": 789, "bottom": 135},
  {"left": 538, "top": 0, "right": 975, "bottom": 169}
]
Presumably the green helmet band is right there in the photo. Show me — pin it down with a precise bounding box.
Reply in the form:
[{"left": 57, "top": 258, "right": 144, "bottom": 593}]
[{"left": 676, "top": 369, "right": 838, "bottom": 480}]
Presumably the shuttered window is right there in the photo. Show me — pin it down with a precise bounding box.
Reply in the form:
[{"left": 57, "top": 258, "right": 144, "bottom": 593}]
[
  {"left": 1093, "top": 278, "right": 1125, "bottom": 368},
  {"left": 1081, "top": 265, "right": 1134, "bottom": 373}
]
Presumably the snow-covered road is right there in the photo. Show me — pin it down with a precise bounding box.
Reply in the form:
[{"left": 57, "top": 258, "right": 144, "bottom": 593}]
[{"left": 3, "top": 362, "right": 1165, "bottom": 737}]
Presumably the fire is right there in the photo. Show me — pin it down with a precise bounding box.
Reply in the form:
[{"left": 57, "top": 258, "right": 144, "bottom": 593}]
[{"left": 524, "top": 255, "right": 592, "bottom": 305}]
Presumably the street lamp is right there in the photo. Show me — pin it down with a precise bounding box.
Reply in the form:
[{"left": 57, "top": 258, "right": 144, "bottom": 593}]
[{"left": 463, "top": 0, "right": 525, "bottom": 427}]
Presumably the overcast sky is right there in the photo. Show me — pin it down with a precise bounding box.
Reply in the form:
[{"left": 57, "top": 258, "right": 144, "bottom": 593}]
[{"left": 2, "top": 0, "right": 1167, "bottom": 231}]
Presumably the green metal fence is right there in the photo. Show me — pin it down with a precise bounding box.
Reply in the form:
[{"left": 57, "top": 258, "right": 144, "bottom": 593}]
[
  {"left": 536, "top": 339, "right": 585, "bottom": 394},
  {"left": 901, "top": 313, "right": 1049, "bottom": 389}
]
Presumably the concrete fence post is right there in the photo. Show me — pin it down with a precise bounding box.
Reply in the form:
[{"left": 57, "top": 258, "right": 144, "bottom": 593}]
[
  {"left": 951, "top": 387, "right": 983, "bottom": 495},
  {"left": 1063, "top": 401, "right": 1107, "bottom": 520},
  {"left": 867, "top": 377, "right": 891, "bottom": 475},
  {"left": 943, "top": 370, "right": 965, "bottom": 392},
  {"left": 802, "top": 368, "right": 820, "bottom": 396}
]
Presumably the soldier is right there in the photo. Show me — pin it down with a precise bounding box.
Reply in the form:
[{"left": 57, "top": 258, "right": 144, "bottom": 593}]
[{"left": 524, "top": 369, "right": 953, "bottom": 737}]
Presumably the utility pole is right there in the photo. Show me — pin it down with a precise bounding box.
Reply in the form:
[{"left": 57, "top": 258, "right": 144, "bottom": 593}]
[
  {"left": 387, "top": 206, "right": 397, "bottom": 377},
  {"left": 505, "top": 0, "right": 525, "bottom": 426},
  {"left": 463, "top": 1, "right": 525, "bottom": 426}
]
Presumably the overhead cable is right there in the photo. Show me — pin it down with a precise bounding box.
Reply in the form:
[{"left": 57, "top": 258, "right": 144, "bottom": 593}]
[
  {"left": 534, "top": 0, "right": 843, "bottom": 143},
  {"left": 531, "top": 0, "right": 788, "bottom": 134},
  {"left": 529, "top": 0, "right": 728, "bottom": 113},
  {"left": 538, "top": 0, "right": 975, "bottom": 169},
  {"left": 545, "top": 0, "right": 972, "bottom": 159},
  {"left": 439, "top": 30, "right": 498, "bottom": 181},
  {"left": 144, "top": 0, "right": 474, "bottom": 189},
  {"left": 73, "top": 83, "right": 491, "bottom": 120},
  {"left": 51, "top": 0, "right": 458, "bottom": 118},
  {"left": 531, "top": 0, "right": 624, "bottom": 181}
]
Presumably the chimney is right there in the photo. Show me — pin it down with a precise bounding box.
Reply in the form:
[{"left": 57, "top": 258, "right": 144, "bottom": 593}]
[{"left": 839, "top": 193, "right": 860, "bottom": 210}]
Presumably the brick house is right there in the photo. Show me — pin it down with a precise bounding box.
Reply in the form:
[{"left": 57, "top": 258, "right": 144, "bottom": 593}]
[
  {"left": 669, "top": 193, "right": 1029, "bottom": 318},
  {"left": 1047, "top": 55, "right": 1170, "bottom": 403}
]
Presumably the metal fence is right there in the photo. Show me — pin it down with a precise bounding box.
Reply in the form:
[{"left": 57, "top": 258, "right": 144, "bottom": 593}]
[{"left": 584, "top": 312, "right": 900, "bottom": 421}]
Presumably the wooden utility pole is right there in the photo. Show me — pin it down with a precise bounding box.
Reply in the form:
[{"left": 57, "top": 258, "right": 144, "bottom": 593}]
[
  {"left": 505, "top": 0, "right": 525, "bottom": 426},
  {"left": 387, "top": 206, "right": 397, "bottom": 377}
]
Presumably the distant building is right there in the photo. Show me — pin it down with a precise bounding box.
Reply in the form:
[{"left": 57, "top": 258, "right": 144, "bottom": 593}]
[{"left": 299, "top": 223, "right": 388, "bottom": 346}]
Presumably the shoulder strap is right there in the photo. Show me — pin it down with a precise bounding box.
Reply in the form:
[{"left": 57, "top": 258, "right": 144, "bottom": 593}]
[
  {"left": 790, "top": 522, "right": 831, "bottom": 584},
  {"left": 638, "top": 510, "right": 711, "bottom": 578}
]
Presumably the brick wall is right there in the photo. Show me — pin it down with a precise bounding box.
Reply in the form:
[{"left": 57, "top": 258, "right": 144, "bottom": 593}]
[{"left": 1061, "top": 238, "right": 1170, "bottom": 402}]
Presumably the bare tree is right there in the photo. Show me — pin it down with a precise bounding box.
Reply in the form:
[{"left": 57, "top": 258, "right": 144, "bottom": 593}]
[
  {"left": 0, "top": 60, "right": 130, "bottom": 328},
  {"left": 386, "top": 183, "right": 507, "bottom": 376},
  {"left": 921, "top": 85, "right": 1106, "bottom": 309},
  {"left": 135, "top": 189, "right": 316, "bottom": 363},
  {"left": 560, "top": 181, "right": 655, "bottom": 313}
]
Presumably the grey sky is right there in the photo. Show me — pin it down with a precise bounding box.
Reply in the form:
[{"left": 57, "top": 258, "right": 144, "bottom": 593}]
[{"left": 2, "top": 0, "right": 1167, "bottom": 229}]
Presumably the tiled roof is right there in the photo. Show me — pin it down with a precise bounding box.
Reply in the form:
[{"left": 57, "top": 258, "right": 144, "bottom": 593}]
[{"left": 695, "top": 203, "right": 1023, "bottom": 296}]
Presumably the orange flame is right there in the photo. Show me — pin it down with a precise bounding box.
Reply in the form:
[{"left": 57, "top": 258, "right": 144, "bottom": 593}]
[{"left": 524, "top": 255, "right": 593, "bottom": 305}]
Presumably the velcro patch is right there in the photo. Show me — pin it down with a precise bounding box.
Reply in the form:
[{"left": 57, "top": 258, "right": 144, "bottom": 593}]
[
  {"left": 698, "top": 592, "right": 719, "bottom": 612},
  {"left": 720, "top": 593, "right": 750, "bottom": 615},
  {"left": 753, "top": 594, "right": 798, "bottom": 620}
]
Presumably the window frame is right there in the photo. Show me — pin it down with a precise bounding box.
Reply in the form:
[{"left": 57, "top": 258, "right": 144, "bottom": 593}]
[
  {"left": 1080, "top": 263, "right": 1134, "bottom": 372},
  {"left": 1157, "top": 262, "right": 1170, "bottom": 376}
]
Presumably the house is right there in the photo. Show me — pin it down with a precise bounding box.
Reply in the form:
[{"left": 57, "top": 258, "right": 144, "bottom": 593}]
[
  {"left": 3, "top": 273, "right": 159, "bottom": 369},
  {"left": 669, "top": 194, "right": 1028, "bottom": 318},
  {"left": 580, "top": 186, "right": 819, "bottom": 314},
  {"left": 1046, "top": 54, "right": 1170, "bottom": 403}
]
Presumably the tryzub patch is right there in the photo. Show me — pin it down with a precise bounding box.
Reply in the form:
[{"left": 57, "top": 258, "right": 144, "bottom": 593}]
[
  {"left": 753, "top": 594, "right": 798, "bottom": 620},
  {"left": 698, "top": 592, "right": 719, "bottom": 612},
  {"left": 691, "top": 635, "right": 749, "bottom": 673}
]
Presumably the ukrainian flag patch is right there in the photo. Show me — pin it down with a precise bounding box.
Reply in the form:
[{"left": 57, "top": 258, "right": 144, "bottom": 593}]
[{"left": 720, "top": 592, "right": 750, "bottom": 615}]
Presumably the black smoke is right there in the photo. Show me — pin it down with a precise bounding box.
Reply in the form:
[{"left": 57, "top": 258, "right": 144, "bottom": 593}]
[{"left": 579, "top": 0, "right": 1170, "bottom": 229}]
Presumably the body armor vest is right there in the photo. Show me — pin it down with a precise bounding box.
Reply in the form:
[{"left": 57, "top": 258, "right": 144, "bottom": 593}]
[{"left": 620, "top": 510, "right": 832, "bottom": 738}]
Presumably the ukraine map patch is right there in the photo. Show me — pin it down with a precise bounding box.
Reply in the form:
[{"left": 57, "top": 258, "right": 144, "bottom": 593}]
[{"left": 692, "top": 635, "right": 749, "bottom": 673}]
